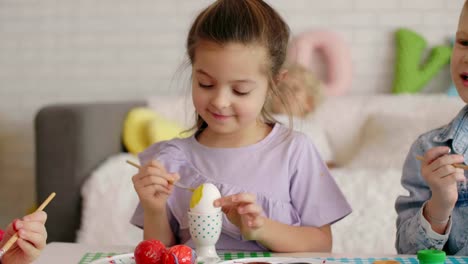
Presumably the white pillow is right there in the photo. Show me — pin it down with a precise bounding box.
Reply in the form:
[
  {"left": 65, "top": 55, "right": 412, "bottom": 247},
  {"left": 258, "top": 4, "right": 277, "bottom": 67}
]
[
  {"left": 77, "top": 153, "right": 142, "bottom": 245},
  {"left": 348, "top": 112, "right": 449, "bottom": 169}
]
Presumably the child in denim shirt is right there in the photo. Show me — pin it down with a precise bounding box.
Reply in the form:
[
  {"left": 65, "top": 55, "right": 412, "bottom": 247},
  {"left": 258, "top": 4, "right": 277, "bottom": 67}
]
[{"left": 395, "top": 1, "right": 468, "bottom": 255}]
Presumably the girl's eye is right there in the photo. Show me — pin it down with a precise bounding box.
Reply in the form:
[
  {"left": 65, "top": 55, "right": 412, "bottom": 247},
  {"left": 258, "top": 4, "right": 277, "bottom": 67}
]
[
  {"left": 198, "top": 83, "right": 213, "bottom": 88},
  {"left": 234, "top": 90, "right": 249, "bottom": 96},
  {"left": 458, "top": 39, "right": 468, "bottom": 46}
]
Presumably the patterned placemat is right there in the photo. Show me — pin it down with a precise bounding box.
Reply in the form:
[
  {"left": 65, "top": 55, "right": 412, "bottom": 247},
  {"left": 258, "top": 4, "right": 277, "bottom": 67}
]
[
  {"left": 77, "top": 252, "right": 468, "bottom": 264},
  {"left": 78, "top": 251, "right": 272, "bottom": 264},
  {"left": 323, "top": 257, "right": 468, "bottom": 264},
  {"left": 79, "top": 252, "right": 121, "bottom": 264}
]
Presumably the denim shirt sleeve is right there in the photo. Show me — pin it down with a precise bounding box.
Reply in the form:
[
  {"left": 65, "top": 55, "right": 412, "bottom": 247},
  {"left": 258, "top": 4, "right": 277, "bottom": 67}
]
[
  {"left": 419, "top": 202, "right": 452, "bottom": 240},
  {"left": 395, "top": 138, "right": 450, "bottom": 254}
]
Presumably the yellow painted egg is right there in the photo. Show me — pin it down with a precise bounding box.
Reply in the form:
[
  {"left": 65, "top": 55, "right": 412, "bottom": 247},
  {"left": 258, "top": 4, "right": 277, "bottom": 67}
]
[{"left": 189, "top": 183, "right": 221, "bottom": 214}]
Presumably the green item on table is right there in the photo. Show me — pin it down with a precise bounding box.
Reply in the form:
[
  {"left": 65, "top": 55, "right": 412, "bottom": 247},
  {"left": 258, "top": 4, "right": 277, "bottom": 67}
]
[{"left": 417, "top": 249, "right": 446, "bottom": 264}]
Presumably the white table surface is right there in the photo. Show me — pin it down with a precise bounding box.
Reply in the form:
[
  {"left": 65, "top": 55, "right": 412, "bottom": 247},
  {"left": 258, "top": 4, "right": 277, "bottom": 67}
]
[
  {"left": 34, "top": 242, "right": 134, "bottom": 264},
  {"left": 33, "top": 242, "right": 402, "bottom": 264}
]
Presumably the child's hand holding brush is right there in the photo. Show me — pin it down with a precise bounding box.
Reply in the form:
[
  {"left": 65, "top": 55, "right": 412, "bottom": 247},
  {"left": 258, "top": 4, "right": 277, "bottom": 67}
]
[
  {"left": 0, "top": 192, "right": 55, "bottom": 264},
  {"left": 0, "top": 211, "right": 48, "bottom": 264}
]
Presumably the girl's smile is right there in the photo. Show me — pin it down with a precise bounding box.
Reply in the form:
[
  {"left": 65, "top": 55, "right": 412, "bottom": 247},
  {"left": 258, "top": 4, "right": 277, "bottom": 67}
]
[
  {"left": 210, "top": 111, "right": 232, "bottom": 121},
  {"left": 460, "top": 72, "right": 468, "bottom": 87}
]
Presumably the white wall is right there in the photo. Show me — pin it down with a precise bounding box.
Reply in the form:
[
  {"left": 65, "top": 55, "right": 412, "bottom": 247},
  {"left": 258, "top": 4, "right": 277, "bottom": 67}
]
[{"left": 0, "top": 0, "right": 464, "bottom": 227}]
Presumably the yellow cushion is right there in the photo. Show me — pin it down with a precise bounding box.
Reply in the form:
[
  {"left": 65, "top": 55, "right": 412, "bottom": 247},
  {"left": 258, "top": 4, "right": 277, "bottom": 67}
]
[{"left": 122, "top": 107, "right": 191, "bottom": 155}]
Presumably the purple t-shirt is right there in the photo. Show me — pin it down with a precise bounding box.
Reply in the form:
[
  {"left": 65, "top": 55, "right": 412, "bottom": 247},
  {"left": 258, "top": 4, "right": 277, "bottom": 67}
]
[{"left": 131, "top": 123, "right": 351, "bottom": 251}]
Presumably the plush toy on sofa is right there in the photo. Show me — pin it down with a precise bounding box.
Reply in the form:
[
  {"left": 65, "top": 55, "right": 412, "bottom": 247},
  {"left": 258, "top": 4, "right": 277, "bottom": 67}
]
[
  {"left": 122, "top": 107, "right": 191, "bottom": 155},
  {"left": 273, "top": 30, "right": 349, "bottom": 116},
  {"left": 288, "top": 30, "right": 352, "bottom": 96},
  {"left": 392, "top": 28, "right": 452, "bottom": 94}
]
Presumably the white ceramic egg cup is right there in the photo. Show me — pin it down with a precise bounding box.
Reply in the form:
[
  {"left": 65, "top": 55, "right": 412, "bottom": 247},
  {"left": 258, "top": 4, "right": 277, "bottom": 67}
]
[{"left": 188, "top": 211, "right": 222, "bottom": 263}]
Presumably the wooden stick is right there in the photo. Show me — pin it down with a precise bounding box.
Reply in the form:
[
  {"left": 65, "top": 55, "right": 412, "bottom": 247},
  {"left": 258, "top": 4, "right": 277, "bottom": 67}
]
[
  {"left": 125, "top": 160, "right": 141, "bottom": 170},
  {"left": 126, "top": 160, "right": 194, "bottom": 192},
  {"left": 0, "top": 192, "right": 56, "bottom": 256},
  {"left": 416, "top": 155, "right": 468, "bottom": 170}
]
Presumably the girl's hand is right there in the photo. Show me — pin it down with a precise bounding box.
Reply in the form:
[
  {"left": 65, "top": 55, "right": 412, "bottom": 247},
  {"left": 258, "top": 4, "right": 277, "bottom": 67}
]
[
  {"left": 0, "top": 211, "right": 47, "bottom": 264},
  {"left": 421, "top": 146, "right": 465, "bottom": 210},
  {"left": 132, "top": 160, "right": 180, "bottom": 212},
  {"left": 214, "top": 193, "right": 265, "bottom": 240}
]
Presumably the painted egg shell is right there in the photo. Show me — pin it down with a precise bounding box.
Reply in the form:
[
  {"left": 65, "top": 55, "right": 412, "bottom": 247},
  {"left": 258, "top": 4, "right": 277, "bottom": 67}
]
[{"left": 189, "top": 183, "right": 221, "bottom": 214}]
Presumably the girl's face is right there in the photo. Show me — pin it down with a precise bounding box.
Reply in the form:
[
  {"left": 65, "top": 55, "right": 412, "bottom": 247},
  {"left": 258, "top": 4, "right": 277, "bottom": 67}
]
[
  {"left": 451, "top": 6, "right": 468, "bottom": 103},
  {"left": 192, "top": 41, "right": 270, "bottom": 137}
]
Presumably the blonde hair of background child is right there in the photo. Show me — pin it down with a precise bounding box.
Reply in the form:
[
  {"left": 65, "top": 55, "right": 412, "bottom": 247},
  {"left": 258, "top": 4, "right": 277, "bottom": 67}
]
[
  {"left": 270, "top": 63, "right": 324, "bottom": 117},
  {"left": 186, "top": 0, "right": 293, "bottom": 132}
]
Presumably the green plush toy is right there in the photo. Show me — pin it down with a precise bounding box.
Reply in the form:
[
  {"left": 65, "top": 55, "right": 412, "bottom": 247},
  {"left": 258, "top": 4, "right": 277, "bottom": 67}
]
[{"left": 392, "top": 28, "right": 452, "bottom": 94}]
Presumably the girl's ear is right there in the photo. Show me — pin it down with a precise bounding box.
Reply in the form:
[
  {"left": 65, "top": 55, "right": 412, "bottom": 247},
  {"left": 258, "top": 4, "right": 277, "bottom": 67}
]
[{"left": 274, "top": 69, "right": 288, "bottom": 85}]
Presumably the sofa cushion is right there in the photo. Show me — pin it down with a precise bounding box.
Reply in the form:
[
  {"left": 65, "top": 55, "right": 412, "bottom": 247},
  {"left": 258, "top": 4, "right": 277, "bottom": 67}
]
[
  {"left": 348, "top": 112, "right": 451, "bottom": 169},
  {"left": 313, "top": 94, "right": 465, "bottom": 165}
]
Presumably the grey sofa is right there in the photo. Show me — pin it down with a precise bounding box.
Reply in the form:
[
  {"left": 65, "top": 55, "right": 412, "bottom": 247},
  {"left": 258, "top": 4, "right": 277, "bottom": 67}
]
[{"left": 34, "top": 100, "right": 145, "bottom": 242}]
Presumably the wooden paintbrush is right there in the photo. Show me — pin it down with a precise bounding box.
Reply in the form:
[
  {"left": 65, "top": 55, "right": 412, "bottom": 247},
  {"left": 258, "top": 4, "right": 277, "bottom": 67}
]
[
  {"left": 126, "top": 160, "right": 194, "bottom": 192},
  {"left": 416, "top": 155, "right": 468, "bottom": 170}
]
